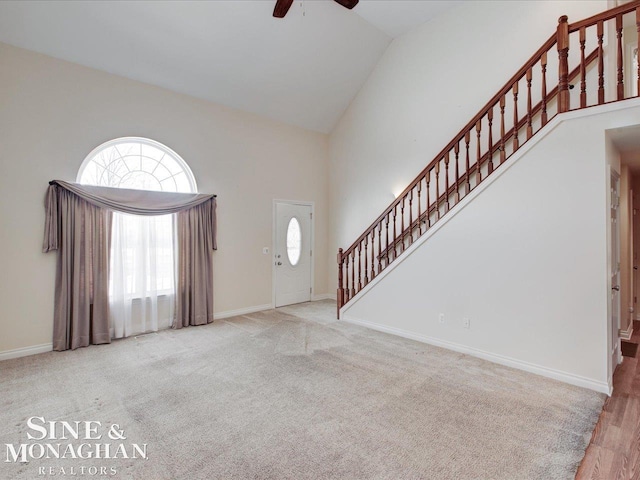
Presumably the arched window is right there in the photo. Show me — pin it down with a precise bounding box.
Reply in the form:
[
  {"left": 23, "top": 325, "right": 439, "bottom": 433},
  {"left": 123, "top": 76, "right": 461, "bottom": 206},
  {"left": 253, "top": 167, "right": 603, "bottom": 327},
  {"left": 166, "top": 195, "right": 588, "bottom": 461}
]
[
  {"left": 78, "top": 137, "right": 196, "bottom": 338},
  {"left": 77, "top": 137, "right": 196, "bottom": 193}
]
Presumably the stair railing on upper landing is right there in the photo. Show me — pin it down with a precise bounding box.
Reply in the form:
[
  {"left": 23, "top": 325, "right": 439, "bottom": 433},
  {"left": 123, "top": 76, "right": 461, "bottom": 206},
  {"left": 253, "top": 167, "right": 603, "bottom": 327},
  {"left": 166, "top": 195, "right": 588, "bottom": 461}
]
[{"left": 337, "top": 2, "right": 640, "bottom": 317}]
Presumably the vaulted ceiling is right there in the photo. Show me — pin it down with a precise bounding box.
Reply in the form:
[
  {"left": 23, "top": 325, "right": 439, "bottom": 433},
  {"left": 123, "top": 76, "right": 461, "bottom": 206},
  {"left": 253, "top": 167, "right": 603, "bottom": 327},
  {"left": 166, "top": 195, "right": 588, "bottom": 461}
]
[{"left": 0, "top": 0, "right": 462, "bottom": 133}]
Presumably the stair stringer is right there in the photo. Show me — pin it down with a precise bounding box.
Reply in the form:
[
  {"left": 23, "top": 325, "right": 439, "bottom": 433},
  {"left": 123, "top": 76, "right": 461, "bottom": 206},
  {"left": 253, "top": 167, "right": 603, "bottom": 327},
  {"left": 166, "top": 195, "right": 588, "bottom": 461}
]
[{"left": 341, "top": 98, "right": 640, "bottom": 394}]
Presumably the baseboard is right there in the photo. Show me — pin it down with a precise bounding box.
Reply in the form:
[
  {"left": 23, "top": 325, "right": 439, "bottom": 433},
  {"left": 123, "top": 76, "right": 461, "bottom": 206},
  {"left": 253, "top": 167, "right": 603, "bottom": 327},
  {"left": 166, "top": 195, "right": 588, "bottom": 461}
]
[
  {"left": 620, "top": 322, "right": 633, "bottom": 341},
  {"left": 214, "top": 304, "right": 273, "bottom": 320},
  {"left": 342, "top": 314, "right": 611, "bottom": 395},
  {"left": 215, "top": 296, "right": 334, "bottom": 318},
  {"left": 312, "top": 293, "right": 336, "bottom": 301},
  {"left": 1, "top": 301, "right": 329, "bottom": 360},
  {"left": 0, "top": 343, "right": 53, "bottom": 362}
]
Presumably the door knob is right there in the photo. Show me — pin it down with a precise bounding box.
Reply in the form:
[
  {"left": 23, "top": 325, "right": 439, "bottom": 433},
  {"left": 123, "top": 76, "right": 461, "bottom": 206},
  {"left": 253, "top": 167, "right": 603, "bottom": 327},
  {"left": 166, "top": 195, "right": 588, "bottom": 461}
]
[{"left": 612, "top": 285, "right": 620, "bottom": 291}]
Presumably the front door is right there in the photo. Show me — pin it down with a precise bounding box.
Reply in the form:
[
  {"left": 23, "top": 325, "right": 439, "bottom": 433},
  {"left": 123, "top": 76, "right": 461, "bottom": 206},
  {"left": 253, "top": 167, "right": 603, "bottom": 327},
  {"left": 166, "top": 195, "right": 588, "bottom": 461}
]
[{"left": 275, "top": 202, "right": 312, "bottom": 307}]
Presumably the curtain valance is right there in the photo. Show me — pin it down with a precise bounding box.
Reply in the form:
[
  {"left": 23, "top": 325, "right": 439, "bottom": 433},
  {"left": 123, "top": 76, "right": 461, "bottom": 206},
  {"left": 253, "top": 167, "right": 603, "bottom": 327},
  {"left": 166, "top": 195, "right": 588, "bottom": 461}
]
[{"left": 44, "top": 180, "right": 217, "bottom": 252}]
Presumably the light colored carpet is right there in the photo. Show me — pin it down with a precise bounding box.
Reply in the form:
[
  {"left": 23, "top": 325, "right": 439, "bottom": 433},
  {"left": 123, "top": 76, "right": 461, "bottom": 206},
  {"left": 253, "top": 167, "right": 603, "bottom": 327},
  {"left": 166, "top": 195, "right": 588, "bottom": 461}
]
[{"left": 0, "top": 300, "right": 604, "bottom": 479}]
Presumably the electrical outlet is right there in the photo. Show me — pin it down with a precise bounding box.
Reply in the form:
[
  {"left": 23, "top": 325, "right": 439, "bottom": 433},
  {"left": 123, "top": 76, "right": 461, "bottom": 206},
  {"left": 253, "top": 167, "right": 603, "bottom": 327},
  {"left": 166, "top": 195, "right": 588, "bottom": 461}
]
[
  {"left": 262, "top": 247, "right": 269, "bottom": 255},
  {"left": 438, "top": 313, "right": 445, "bottom": 324},
  {"left": 463, "top": 317, "right": 470, "bottom": 329}
]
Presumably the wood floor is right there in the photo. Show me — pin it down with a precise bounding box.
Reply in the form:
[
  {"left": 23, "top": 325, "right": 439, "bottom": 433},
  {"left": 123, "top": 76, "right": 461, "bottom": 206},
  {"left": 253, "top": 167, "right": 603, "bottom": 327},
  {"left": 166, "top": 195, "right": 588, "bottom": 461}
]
[{"left": 576, "top": 322, "right": 640, "bottom": 479}]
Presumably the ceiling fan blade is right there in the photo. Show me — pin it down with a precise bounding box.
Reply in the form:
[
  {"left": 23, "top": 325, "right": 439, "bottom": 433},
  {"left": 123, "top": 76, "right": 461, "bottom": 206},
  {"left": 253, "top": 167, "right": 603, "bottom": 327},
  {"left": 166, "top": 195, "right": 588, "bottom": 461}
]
[
  {"left": 273, "top": 0, "right": 294, "bottom": 18},
  {"left": 334, "top": 0, "right": 359, "bottom": 9}
]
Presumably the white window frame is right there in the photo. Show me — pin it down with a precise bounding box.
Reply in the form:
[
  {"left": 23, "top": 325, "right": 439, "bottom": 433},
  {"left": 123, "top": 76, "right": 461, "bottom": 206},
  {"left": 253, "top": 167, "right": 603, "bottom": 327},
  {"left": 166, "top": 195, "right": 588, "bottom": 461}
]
[{"left": 77, "top": 136, "right": 197, "bottom": 193}]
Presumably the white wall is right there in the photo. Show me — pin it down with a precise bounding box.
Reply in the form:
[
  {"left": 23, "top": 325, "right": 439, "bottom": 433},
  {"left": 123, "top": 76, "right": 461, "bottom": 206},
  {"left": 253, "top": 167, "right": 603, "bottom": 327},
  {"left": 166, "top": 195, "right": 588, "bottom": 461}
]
[
  {"left": 0, "top": 42, "right": 329, "bottom": 355},
  {"left": 328, "top": 0, "right": 609, "bottom": 293},
  {"left": 342, "top": 101, "right": 640, "bottom": 393}
]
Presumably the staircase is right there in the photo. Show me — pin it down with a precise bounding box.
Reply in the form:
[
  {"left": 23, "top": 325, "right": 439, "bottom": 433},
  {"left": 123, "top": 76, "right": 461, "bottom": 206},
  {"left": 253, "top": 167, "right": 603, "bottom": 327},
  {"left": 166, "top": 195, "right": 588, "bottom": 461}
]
[{"left": 337, "top": 2, "right": 640, "bottom": 318}]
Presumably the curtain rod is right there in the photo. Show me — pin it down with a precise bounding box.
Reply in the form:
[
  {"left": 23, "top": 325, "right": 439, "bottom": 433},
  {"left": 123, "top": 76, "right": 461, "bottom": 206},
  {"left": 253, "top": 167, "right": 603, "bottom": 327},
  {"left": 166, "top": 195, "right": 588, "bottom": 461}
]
[{"left": 48, "top": 180, "right": 216, "bottom": 197}]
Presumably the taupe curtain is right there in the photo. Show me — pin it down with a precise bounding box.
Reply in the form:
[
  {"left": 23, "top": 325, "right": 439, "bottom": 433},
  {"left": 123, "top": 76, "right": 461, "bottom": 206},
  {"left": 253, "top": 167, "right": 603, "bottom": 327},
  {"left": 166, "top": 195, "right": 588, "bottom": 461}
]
[
  {"left": 175, "top": 201, "right": 217, "bottom": 328},
  {"left": 44, "top": 180, "right": 217, "bottom": 351},
  {"left": 43, "top": 187, "right": 112, "bottom": 351}
]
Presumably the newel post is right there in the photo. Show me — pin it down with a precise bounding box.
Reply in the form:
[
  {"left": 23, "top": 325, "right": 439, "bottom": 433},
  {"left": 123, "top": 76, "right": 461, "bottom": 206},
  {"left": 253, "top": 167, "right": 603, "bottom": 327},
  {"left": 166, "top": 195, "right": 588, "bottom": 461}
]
[
  {"left": 337, "top": 248, "right": 344, "bottom": 319},
  {"left": 557, "top": 15, "right": 570, "bottom": 113}
]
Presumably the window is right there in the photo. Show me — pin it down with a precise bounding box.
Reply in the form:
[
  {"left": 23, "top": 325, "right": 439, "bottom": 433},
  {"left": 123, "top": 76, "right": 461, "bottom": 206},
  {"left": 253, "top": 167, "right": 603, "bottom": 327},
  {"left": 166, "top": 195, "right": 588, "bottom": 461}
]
[
  {"left": 286, "top": 217, "right": 302, "bottom": 266},
  {"left": 78, "top": 137, "right": 196, "bottom": 337},
  {"left": 78, "top": 137, "right": 196, "bottom": 193}
]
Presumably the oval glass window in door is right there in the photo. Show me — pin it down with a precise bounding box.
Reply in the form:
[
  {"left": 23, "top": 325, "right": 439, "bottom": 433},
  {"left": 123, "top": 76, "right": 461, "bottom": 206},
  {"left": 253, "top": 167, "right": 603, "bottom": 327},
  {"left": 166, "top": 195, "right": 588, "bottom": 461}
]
[{"left": 286, "top": 217, "right": 302, "bottom": 266}]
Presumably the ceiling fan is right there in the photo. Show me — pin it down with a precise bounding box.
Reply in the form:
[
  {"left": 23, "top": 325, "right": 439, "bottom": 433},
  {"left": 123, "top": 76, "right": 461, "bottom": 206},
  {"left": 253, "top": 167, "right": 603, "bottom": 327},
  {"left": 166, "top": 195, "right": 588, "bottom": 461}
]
[{"left": 273, "top": 0, "right": 359, "bottom": 18}]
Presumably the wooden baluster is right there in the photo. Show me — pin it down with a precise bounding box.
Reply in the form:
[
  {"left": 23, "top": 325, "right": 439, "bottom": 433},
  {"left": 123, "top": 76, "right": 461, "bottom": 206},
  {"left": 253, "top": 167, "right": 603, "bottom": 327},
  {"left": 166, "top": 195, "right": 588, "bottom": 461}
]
[
  {"left": 499, "top": 95, "right": 506, "bottom": 164},
  {"left": 357, "top": 243, "right": 362, "bottom": 292},
  {"left": 435, "top": 162, "right": 441, "bottom": 220},
  {"left": 513, "top": 82, "right": 519, "bottom": 150},
  {"left": 408, "top": 189, "right": 414, "bottom": 245},
  {"left": 392, "top": 205, "right": 397, "bottom": 260},
  {"left": 637, "top": 6, "right": 640, "bottom": 96},
  {"left": 363, "top": 236, "right": 368, "bottom": 286},
  {"left": 370, "top": 230, "right": 378, "bottom": 280},
  {"left": 417, "top": 179, "right": 422, "bottom": 236},
  {"left": 580, "top": 27, "right": 587, "bottom": 108},
  {"left": 351, "top": 250, "right": 355, "bottom": 297},
  {"left": 487, "top": 106, "right": 494, "bottom": 174},
  {"left": 598, "top": 20, "right": 605, "bottom": 104},
  {"left": 377, "top": 221, "right": 382, "bottom": 273},
  {"left": 476, "top": 119, "right": 482, "bottom": 186},
  {"left": 364, "top": 226, "right": 376, "bottom": 285},
  {"left": 337, "top": 249, "right": 344, "bottom": 315},
  {"left": 444, "top": 153, "right": 450, "bottom": 213},
  {"left": 345, "top": 252, "right": 350, "bottom": 301},
  {"left": 617, "top": 14, "right": 624, "bottom": 100},
  {"left": 541, "top": 52, "right": 548, "bottom": 125},
  {"left": 385, "top": 214, "right": 389, "bottom": 265},
  {"left": 426, "top": 170, "right": 431, "bottom": 227},
  {"left": 400, "top": 196, "right": 405, "bottom": 253},
  {"left": 526, "top": 68, "right": 533, "bottom": 140},
  {"left": 401, "top": 196, "right": 405, "bottom": 234},
  {"left": 465, "top": 131, "right": 471, "bottom": 194},
  {"left": 454, "top": 142, "right": 460, "bottom": 203},
  {"left": 557, "top": 15, "right": 570, "bottom": 113}
]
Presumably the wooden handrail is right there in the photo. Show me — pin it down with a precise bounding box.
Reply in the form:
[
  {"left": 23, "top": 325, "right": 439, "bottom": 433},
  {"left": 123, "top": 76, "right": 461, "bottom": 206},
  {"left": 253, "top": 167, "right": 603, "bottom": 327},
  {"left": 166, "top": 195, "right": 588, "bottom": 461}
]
[
  {"left": 377, "top": 46, "right": 599, "bottom": 259},
  {"left": 569, "top": 0, "right": 640, "bottom": 32},
  {"left": 347, "top": 42, "right": 598, "bottom": 258},
  {"left": 339, "top": 33, "right": 557, "bottom": 259},
  {"left": 337, "top": 3, "right": 640, "bottom": 316}
]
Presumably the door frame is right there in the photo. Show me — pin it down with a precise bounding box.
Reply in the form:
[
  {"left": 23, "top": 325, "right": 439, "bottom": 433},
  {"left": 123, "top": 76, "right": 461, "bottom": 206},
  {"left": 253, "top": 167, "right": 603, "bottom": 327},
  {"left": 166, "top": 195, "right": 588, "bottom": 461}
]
[
  {"left": 272, "top": 199, "right": 315, "bottom": 309},
  {"left": 609, "top": 168, "right": 622, "bottom": 384}
]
